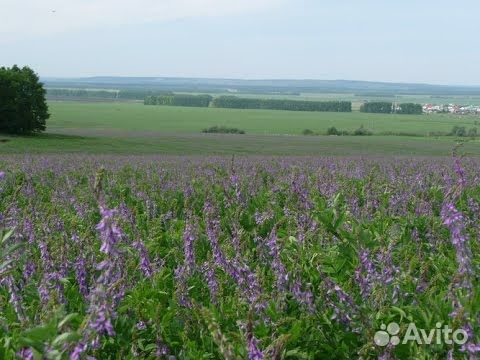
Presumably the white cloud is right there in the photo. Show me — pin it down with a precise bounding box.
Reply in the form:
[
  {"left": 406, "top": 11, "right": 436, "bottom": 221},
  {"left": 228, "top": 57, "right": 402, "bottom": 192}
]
[{"left": 0, "top": 0, "right": 282, "bottom": 42}]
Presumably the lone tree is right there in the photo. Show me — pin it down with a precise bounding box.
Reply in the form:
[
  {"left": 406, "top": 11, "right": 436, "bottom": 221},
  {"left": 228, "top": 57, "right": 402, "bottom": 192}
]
[{"left": 0, "top": 65, "right": 49, "bottom": 134}]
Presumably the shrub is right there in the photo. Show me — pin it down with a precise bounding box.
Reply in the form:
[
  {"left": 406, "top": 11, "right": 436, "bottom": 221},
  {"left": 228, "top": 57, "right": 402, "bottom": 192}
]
[
  {"left": 145, "top": 94, "right": 212, "bottom": 107},
  {"left": 380, "top": 131, "right": 422, "bottom": 137},
  {"left": 427, "top": 131, "right": 450, "bottom": 137},
  {"left": 302, "top": 129, "right": 315, "bottom": 135},
  {"left": 353, "top": 125, "right": 372, "bottom": 136},
  {"left": 326, "top": 127, "right": 339, "bottom": 135},
  {"left": 468, "top": 127, "right": 478, "bottom": 137},
  {"left": 451, "top": 126, "right": 467, "bottom": 137},
  {"left": 202, "top": 126, "right": 245, "bottom": 134}
]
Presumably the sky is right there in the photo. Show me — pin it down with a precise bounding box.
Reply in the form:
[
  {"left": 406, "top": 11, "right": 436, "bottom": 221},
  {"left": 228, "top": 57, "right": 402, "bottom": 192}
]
[{"left": 1, "top": 0, "right": 479, "bottom": 85}]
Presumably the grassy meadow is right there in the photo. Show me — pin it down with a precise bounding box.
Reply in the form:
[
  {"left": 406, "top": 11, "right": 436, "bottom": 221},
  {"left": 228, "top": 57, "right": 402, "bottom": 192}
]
[
  {"left": 0, "top": 101, "right": 478, "bottom": 156},
  {"left": 45, "top": 101, "right": 478, "bottom": 136}
]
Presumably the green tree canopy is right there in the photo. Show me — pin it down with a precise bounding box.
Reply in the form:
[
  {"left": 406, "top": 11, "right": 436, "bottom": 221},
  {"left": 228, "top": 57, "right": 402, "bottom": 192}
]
[{"left": 0, "top": 65, "right": 49, "bottom": 134}]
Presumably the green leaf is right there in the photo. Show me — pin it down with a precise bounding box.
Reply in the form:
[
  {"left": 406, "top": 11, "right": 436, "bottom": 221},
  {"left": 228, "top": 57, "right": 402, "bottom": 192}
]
[
  {"left": 22, "top": 325, "right": 57, "bottom": 344},
  {"left": 285, "top": 349, "right": 309, "bottom": 359},
  {"left": 391, "top": 306, "right": 407, "bottom": 322},
  {"left": 1, "top": 228, "right": 15, "bottom": 243},
  {"left": 58, "top": 313, "right": 79, "bottom": 329},
  {"left": 52, "top": 332, "right": 81, "bottom": 348}
]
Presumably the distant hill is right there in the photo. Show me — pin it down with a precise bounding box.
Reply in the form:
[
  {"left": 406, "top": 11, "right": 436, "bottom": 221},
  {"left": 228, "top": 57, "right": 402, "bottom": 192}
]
[{"left": 42, "top": 77, "right": 480, "bottom": 96}]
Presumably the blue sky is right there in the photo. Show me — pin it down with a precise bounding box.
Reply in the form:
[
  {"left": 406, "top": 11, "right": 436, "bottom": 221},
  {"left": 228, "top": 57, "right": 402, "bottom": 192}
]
[{"left": 2, "top": 0, "right": 479, "bottom": 84}]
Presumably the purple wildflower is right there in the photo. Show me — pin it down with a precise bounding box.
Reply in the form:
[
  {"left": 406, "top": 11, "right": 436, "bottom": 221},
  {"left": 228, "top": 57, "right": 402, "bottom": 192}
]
[
  {"left": 246, "top": 320, "right": 264, "bottom": 360},
  {"left": 355, "top": 249, "right": 375, "bottom": 299},
  {"left": 16, "top": 348, "right": 33, "bottom": 360},
  {"left": 441, "top": 202, "right": 472, "bottom": 282},
  {"left": 254, "top": 211, "right": 273, "bottom": 226},
  {"left": 133, "top": 240, "right": 154, "bottom": 278},
  {"left": 206, "top": 216, "right": 228, "bottom": 269},
  {"left": 230, "top": 173, "right": 242, "bottom": 201},
  {"left": 156, "top": 339, "right": 170, "bottom": 358},
  {"left": 38, "top": 281, "right": 50, "bottom": 303},
  {"left": 228, "top": 258, "right": 265, "bottom": 312},
  {"left": 23, "top": 219, "right": 34, "bottom": 244},
  {"left": 202, "top": 262, "right": 219, "bottom": 304},
  {"left": 265, "top": 229, "right": 288, "bottom": 292},
  {"left": 70, "top": 204, "right": 125, "bottom": 357},
  {"left": 3, "top": 276, "right": 25, "bottom": 322},
  {"left": 96, "top": 207, "right": 122, "bottom": 256},
  {"left": 453, "top": 157, "right": 467, "bottom": 189},
  {"left": 174, "top": 265, "right": 192, "bottom": 308},
  {"left": 38, "top": 240, "right": 53, "bottom": 273},
  {"left": 136, "top": 321, "right": 147, "bottom": 330},
  {"left": 182, "top": 219, "right": 197, "bottom": 271},
  {"left": 204, "top": 211, "right": 254, "bottom": 311},
  {"left": 460, "top": 324, "right": 480, "bottom": 358},
  {"left": 322, "top": 277, "right": 357, "bottom": 325},
  {"left": 89, "top": 291, "right": 115, "bottom": 337},
  {"left": 23, "top": 261, "right": 36, "bottom": 282},
  {"left": 247, "top": 336, "right": 264, "bottom": 360},
  {"left": 75, "top": 256, "right": 89, "bottom": 298},
  {"left": 0, "top": 171, "right": 5, "bottom": 181},
  {"left": 291, "top": 279, "right": 315, "bottom": 313},
  {"left": 70, "top": 342, "right": 87, "bottom": 360}
]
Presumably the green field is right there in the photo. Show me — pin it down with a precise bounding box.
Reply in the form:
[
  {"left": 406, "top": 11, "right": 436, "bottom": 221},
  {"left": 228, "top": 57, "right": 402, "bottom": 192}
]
[
  {"left": 0, "top": 101, "right": 479, "bottom": 156},
  {"left": 45, "top": 101, "right": 478, "bottom": 135}
]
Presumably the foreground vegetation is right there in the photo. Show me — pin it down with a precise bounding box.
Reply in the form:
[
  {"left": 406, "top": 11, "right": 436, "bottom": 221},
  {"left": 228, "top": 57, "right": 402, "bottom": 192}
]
[{"left": 0, "top": 156, "right": 479, "bottom": 360}]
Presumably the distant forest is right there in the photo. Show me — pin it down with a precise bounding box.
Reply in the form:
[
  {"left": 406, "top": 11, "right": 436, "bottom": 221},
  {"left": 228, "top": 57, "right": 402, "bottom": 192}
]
[
  {"left": 360, "top": 102, "right": 423, "bottom": 114},
  {"left": 43, "top": 77, "right": 480, "bottom": 96},
  {"left": 211, "top": 96, "right": 352, "bottom": 112},
  {"left": 46, "top": 88, "right": 160, "bottom": 101},
  {"left": 143, "top": 94, "right": 352, "bottom": 112}
]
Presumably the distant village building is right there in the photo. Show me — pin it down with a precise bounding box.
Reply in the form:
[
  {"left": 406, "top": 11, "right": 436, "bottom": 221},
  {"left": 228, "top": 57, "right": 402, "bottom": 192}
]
[{"left": 422, "top": 103, "right": 480, "bottom": 115}]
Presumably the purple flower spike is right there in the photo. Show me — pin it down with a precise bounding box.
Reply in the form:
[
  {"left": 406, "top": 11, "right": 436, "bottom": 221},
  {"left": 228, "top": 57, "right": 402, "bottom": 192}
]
[
  {"left": 75, "top": 256, "right": 89, "bottom": 298},
  {"left": 96, "top": 207, "right": 123, "bottom": 256},
  {"left": 70, "top": 342, "right": 87, "bottom": 360},
  {"left": 133, "top": 240, "right": 154, "bottom": 278},
  {"left": 17, "top": 348, "right": 33, "bottom": 360},
  {"left": 246, "top": 322, "right": 264, "bottom": 360},
  {"left": 247, "top": 336, "right": 264, "bottom": 360},
  {"left": 136, "top": 321, "right": 147, "bottom": 330},
  {"left": 183, "top": 220, "right": 197, "bottom": 271}
]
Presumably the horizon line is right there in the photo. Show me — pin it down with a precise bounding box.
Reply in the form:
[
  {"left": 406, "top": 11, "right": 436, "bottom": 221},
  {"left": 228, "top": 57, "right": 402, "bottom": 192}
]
[{"left": 40, "top": 76, "right": 480, "bottom": 88}]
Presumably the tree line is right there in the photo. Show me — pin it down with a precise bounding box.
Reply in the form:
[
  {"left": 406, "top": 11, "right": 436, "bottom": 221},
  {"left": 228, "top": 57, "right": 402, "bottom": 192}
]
[
  {"left": 210, "top": 96, "right": 352, "bottom": 112},
  {"left": 397, "top": 103, "right": 423, "bottom": 115},
  {"left": 47, "top": 88, "right": 162, "bottom": 101},
  {"left": 360, "top": 102, "right": 423, "bottom": 114},
  {"left": 144, "top": 94, "right": 213, "bottom": 107},
  {"left": 144, "top": 94, "right": 352, "bottom": 112}
]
